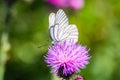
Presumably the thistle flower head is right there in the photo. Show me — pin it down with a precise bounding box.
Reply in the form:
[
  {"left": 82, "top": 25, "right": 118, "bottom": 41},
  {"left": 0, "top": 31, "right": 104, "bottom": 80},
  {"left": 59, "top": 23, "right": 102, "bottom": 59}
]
[
  {"left": 47, "top": 0, "right": 84, "bottom": 10},
  {"left": 69, "top": 0, "right": 84, "bottom": 10},
  {"left": 45, "top": 41, "right": 90, "bottom": 79},
  {"left": 47, "top": 0, "right": 67, "bottom": 7},
  {"left": 75, "top": 76, "right": 84, "bottom": 80}
]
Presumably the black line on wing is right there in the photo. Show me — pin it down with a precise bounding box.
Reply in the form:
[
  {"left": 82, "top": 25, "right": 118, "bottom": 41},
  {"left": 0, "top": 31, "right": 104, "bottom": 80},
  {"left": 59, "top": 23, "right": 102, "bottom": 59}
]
[
  {"left": 53, "top": 25, "right": 58, "bottom": 41},
  {"left": 59, "top": 14, "right": 67, "bottom": 24},
  {"left": 56, "top": 10, "right": 65, "bottom": 23},
  {"left": 49, "top": 27, "right": 55, "bottom": 41},
  {"left": 59, "top": 17, "right": 68, "bottom": 27},
  {"left": 64, "top": 26, "right": 78, "bottom": 34},
  {"left": 60, "top": 33, "right": 71, "bottom": 41},
  {"left": 57, "top": 25, "right": 68, "bottom": 39},
  {"left": 57, "top": 10, "right": 65, "bottom": 20},
  {"left": 61, "top": 25, "right": 72, "bottom": 34},
  {"left": 60, "top": 30, "right": 78, "bottom": 42},
  {"left": 53, "top": 24, "right": 60, "bottom": 41}
]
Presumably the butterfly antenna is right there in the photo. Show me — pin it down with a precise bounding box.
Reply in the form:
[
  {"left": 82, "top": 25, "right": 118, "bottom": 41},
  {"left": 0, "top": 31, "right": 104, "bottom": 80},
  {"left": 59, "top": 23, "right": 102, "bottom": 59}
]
[
  {"left": 38, "top": 39, "right": 51, "bottom": 48},
  {"left": 37, "top": 39, "right": 51, "bottom": 53}
]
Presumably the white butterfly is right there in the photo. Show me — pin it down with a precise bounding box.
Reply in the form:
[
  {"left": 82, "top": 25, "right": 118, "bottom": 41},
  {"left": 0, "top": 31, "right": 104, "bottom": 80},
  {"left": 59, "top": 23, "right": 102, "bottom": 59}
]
[{"left": 49, "top": 9, "right": 78, "bottom": 43}]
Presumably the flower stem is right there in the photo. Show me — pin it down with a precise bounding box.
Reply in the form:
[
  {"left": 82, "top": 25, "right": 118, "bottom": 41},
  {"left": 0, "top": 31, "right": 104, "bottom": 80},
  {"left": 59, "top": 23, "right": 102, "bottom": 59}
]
[
  {"left": 0, "top": 33, "right": 10, "bottom": 80},
  {"left": 0, "top": 0, "right": 15, "bottom": 80}
]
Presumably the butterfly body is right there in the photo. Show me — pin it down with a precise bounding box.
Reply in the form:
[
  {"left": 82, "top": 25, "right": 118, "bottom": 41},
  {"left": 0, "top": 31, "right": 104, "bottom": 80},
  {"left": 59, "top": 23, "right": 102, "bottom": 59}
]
[{"left": 49, "top": 9, "right": 78, "bottom": 43}]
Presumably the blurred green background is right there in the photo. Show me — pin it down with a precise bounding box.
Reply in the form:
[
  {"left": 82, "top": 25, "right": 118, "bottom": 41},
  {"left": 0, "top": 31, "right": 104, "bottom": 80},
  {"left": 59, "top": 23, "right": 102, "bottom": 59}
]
[{"left": 0, "top": 0, "right": 120, "bottom": 80}]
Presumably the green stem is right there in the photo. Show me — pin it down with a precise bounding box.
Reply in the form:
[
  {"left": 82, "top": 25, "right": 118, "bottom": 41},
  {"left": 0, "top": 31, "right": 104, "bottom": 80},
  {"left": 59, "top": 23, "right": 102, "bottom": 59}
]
[
  {"left": 0, "top": 0, "right": 14, "bottom": 79},
  {"left": 0, "top": 65, "right": 5, "bottom": 80},
  {"left": 0, "top": 32, "right": 10, "bottom": 80}
]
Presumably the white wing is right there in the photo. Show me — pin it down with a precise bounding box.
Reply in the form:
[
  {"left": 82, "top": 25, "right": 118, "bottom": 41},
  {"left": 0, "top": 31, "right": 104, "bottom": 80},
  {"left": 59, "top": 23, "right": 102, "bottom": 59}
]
[
  {"left": 49, "top": 9, "right": 78, "bottom": 43},
  {"left": 58, "top": 24, "right": 78, "bottom": 42},
  {"left": 49, "top": 9, "right": 69, "bottom": 42},
  {"left": 56, "top": 9, "right": 69, "bottom": 30},
  {"left": 49, "top": 13, "right": 55, "bottom": 28}
]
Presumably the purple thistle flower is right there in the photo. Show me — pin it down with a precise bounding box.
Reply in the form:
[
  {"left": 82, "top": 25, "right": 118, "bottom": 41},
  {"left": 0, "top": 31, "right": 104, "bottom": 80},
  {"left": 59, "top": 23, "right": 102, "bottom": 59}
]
[
  {"left": 69, "top": 0, "right": 84, "bottom": 10},
  {"left": 47, "top": 0, "right": 68, "bottom": 8},
  {"left": 75, "top": 76, "right": 84, "bottom": 80},
  {"left": 45, "top": 41, "right": 90, "bottom": 79},
  {"left": 47, "top": 0, "right": 84, "bottom": 10}
]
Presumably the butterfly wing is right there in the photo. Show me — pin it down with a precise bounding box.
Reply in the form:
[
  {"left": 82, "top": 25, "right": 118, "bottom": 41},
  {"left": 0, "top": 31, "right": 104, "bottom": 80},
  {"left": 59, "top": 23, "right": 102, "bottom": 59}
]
[
  {"left": 55, "top": 9, "right": 69, "bottom": 31},
  {"left": 58, "top": 24, "right": 78, "bottom": 42},
  {"left": 49, "top": 9, "right": 69, "bottom": 42},
  {"left": 49, "top": 9, "right": 78, "bottom": 43},
  {"left": 49, "top": 13, "right": 55, "bottom": 28},
  {"left": 49, "top": 12, "right": 57, "bottom": 41}
]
